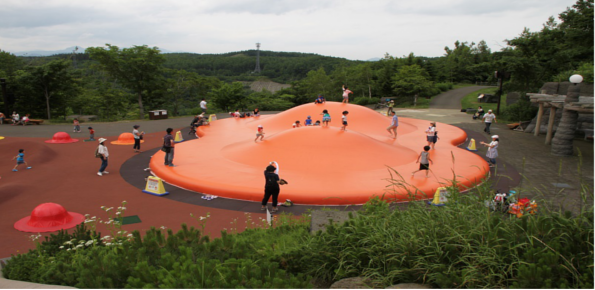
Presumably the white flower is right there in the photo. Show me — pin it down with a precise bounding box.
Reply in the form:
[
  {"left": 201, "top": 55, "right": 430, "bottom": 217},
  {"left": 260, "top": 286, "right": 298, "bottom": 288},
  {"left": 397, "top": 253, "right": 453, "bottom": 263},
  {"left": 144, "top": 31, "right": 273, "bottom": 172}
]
[
  {"left": 116, "top": 212, "right": 121, "bottom": 215},
  {"left": 76, "top": 244, "right": 84, "bottom": 248},
  {"left": 127, "top": 234, "right": 133, "bottom": 237},
  {"left": 102, "top": 236, "right": 111, "bottom": 240},
  {"left": 106, "top": 243, "right": 112, "bottom": 246},
  {"left": 100, "top": 206, "right": 105, "bottom": 209},
  {"left": 200, "top": 216, "right": 206, "bottom": 221},
  {"left": 65, "top": 241, "right": 73, "bottom": 245},
  {"left": 85, "top": 241, "right": 93, "bottom": 246},
  {"left": 121, "top": 207, "right": 126, "bottom": 210},
  {"left": 67, "top": 249, "right": 71, "bottom": 251},
  {"left": 85, "top": 214, "right": 90, "bottom": 217},
  {"left": 59, "top": 246, "right": 64, "bottom": 249},
  {"left": 160, "top": 226, "right": 166, "bottom": 230}
]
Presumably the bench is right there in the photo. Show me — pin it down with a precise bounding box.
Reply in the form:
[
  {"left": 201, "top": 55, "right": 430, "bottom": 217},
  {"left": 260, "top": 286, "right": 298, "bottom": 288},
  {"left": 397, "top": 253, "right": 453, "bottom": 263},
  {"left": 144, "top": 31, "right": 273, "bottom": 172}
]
[{"left": 27, "top": 119, "right": 44, "bottom": 125}]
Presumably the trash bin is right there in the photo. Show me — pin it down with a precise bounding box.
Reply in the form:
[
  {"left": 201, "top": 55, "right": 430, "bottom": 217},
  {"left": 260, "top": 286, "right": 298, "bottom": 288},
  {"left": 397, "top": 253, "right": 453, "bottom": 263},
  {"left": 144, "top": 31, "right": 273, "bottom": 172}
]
[{"left": 149, "top": 110, "right": 168, "bottom": 120}]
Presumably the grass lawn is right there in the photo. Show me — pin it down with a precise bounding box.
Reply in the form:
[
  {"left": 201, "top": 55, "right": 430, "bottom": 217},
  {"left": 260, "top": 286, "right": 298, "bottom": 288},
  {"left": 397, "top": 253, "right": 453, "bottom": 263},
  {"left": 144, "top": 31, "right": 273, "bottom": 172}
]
[
  {"left": 461, "top": 88, "right": 507, "bottom": 113},
  {"left": 452, "top": 83, "right": 477, "bottom": 89}
]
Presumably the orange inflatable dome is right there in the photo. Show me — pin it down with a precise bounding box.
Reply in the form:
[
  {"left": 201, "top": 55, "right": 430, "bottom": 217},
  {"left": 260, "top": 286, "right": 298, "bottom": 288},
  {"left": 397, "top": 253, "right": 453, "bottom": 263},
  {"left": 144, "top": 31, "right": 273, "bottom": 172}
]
[
  {"left": 150, "top": 102, "right": 489, "bottom": 205},
  {"left": 111, "top": 132, "right": 144, "bottom": 145},
  {"left": 45, "top": 132, "right": 79, "bottom": 144}
]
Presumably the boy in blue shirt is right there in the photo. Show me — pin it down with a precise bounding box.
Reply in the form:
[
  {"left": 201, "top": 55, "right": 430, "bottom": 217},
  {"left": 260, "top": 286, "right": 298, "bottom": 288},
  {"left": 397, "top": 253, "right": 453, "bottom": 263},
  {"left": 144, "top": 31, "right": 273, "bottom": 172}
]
[
  {"left": 304, "top": 116, "right": 313, "bottom": 126},
  {"left": 12, "top": 149, "right": 32, "bottom": 172}
]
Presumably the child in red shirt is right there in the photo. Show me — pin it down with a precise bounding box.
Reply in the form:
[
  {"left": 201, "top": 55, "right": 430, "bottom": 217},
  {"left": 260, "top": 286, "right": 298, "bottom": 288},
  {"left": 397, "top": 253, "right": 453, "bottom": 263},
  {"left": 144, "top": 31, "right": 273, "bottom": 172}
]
[{"left": 255, "top": 125, "right": 265, "bottom": 142}]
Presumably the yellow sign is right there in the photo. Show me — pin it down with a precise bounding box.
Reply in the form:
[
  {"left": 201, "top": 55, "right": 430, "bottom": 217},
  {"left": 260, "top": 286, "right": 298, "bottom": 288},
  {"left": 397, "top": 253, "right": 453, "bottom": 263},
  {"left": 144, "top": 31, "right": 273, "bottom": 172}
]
[
  {"left": 142, "top": 176, "right": 169, "bottom": 196},
  {"left": 174, "top": 131, "right": 184, "bottom": 143},
  {"left": 466, "top": 138, "right": 477, "bottom": 151},
  {"left": 429, "top": 187, "right": 449, "bottom": 206}
]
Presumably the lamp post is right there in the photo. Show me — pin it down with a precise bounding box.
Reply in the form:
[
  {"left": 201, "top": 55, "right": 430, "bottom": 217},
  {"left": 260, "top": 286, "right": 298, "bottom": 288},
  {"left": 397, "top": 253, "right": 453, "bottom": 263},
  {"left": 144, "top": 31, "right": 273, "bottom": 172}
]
[{"left": 551, "top": 75, "right": 583, "bottom": 156}]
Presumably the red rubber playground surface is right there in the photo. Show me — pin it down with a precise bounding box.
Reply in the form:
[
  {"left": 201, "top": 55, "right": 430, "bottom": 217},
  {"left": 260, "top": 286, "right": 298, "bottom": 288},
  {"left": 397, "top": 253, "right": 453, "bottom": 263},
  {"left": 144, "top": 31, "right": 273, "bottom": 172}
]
[{"left": 151, "top": 102, "right": 490, "bottom": 205}]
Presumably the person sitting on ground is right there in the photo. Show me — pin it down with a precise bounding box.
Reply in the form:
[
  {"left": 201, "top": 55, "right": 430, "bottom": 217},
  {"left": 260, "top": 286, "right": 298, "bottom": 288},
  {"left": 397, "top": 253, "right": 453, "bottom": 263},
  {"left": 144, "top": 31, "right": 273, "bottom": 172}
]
[
  {"left": 314, "top": 95, "right": 326, "bottom": 104},
  {"left": 233, "top": 109, "right": 241, "bottom": 118},
  {"left": 292, "top": 120, "right": 301, "bottom": 128},
  {"left": 305, "top": 116, "right": 313, "bottom": 126},
  {"left": 253, "top": 108, "right": 260, "bottom": 116},
  {"left": 474, "top": 106, "right": 484, "bottom": 120},
  {"left": 314, "top": 120, "right": 321, "bottom": 126}
]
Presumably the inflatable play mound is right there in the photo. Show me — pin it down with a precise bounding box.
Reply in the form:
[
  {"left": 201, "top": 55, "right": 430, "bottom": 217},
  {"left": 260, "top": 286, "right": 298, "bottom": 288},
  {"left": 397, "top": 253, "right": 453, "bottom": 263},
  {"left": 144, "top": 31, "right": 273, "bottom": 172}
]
[{"left": 150, "top": 102, "right": 488, "bottom": 205}]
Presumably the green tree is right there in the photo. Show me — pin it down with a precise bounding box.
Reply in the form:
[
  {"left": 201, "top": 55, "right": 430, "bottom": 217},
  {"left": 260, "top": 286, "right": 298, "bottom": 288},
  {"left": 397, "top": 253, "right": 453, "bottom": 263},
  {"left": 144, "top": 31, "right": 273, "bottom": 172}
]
[
  {"left": 86, "top": 44, "right": 165, "bottom": 119},
  {"left": 301, "top": 67, "right": 333, "bottom": 101},
  {"left": 24, "top": 60, "right": 79, "bottom": 119},
  {"left": 246, "top": 90, "right": 295, "bottom": 111},
  {"left": 392, "top": 64, "right": 434, "bottom": 106},
  {"left": 208, "top": 82, "right": 246, "bottom": 112}
]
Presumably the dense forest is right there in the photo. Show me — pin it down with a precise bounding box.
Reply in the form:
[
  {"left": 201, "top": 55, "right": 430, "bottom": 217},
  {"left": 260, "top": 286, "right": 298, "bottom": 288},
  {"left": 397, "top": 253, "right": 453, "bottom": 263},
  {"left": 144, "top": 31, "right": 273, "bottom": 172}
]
[{"left": 0, "top": 0, "right": 592, "bottom": 122}]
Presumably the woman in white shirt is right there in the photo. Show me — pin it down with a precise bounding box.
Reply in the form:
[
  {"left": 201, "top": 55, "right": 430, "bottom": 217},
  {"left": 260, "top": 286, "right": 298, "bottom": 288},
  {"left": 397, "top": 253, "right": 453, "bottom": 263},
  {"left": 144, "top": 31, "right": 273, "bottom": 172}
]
[
  {"left": 480, "top": 135, "right": 499, "bottom": 168},
  {"left": 425, "top": 122, "right": 439, "bottom": 149}
]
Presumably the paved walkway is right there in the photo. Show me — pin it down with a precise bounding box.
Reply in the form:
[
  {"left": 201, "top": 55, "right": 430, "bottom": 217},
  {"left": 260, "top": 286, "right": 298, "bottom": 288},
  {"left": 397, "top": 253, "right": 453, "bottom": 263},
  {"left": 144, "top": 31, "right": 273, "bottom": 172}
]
[{"left": 398, "top": 86, "right": 593, "bottom": 213}]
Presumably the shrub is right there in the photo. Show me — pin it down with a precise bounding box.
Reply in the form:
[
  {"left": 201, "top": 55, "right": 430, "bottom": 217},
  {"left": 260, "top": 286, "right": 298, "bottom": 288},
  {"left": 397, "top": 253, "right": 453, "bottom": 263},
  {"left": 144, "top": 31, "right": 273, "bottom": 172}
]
[
  {"left": 435, "top": 82, "right": 454, "bottom": 92},
  {"left": 501, "top": 97, "right": 538, "bottom": 121},
  {"left": 280, "top": 181, "right": 594, "bottom": 288},
  {"left": 353, "top": 97, "right": 380, "bottom": 106},
  {"left": 3, "top": 220, "right": 313, "bottom": 288}
]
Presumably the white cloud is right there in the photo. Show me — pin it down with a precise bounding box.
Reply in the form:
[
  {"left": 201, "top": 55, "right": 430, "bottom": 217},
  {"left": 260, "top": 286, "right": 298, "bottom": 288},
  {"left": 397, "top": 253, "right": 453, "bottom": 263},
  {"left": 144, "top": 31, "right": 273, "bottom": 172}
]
[{"left": 0, "top": 0, "right": 577, "bottom": 60}]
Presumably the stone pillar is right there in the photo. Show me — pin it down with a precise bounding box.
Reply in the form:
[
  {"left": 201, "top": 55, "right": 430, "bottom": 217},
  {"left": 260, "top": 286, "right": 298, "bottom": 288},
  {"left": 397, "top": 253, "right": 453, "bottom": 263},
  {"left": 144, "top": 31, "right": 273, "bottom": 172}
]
[
  {"left": 534, "top": 102, "right": 544, "bottom": 136},
  {"left": 545, "top": 107, "right": 557, "bottom": 145},
  {"left": 551, "top": 84, "right": 581, "bottom": 156}
]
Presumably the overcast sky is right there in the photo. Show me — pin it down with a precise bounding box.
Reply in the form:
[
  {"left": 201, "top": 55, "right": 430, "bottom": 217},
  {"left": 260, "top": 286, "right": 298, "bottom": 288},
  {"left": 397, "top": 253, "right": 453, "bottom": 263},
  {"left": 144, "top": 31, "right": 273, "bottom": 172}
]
[{"left": 0, "top": 0, "right": 577, "bottom": 60}]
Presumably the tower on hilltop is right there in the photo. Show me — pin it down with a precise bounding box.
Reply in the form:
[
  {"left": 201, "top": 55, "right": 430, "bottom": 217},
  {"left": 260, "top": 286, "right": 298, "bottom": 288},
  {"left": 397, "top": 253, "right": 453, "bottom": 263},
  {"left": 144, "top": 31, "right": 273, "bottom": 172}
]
[{"left": 254, "top": 43, "right": 261, "bottom": 73}]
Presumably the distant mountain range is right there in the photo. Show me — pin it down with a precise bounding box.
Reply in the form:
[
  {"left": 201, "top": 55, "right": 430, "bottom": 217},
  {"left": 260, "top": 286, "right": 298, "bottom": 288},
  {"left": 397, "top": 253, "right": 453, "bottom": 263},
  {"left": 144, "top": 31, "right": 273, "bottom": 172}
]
[
  {"left": 12, "top": 46, "right": 381, "bottom": 61},
  {"left": 12, "top": 46, "right": 179, "bottom": 56}
]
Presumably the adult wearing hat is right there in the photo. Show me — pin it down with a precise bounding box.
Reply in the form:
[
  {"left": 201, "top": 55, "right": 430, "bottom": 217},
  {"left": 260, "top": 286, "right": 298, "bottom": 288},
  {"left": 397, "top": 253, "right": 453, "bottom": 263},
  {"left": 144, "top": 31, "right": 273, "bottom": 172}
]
[
  {"left": 480, "top": 135, "right": 499, "bottom": 168},
  {"left": 132, "top": 125, "right": 145, "bottom": 153},
  {"left": 97, "top": 138, "right": 109, "bottom": 176},
  {"left": 482, "top": 109, "right": 497, "bottom": 134}
]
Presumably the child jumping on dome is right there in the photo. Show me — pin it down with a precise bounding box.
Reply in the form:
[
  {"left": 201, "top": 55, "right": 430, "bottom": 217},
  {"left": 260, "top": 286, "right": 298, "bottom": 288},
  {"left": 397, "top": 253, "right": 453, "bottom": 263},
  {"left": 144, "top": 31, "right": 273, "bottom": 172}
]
[
  {"left": 342, "top": 85, "right": 352, "bottom": 103},
  {"left": 12, "top": 149, "right": 32, "bottom": 172},
  {"left": 321, "top": 110, "right": 331, "bottom": 127},
  {"left": 305, "top": 116, "right": 312, "bottom": 126},
  {"left": 255, "top": 125, "right": 265, "bottom": 142},
  {"left": 412, "top": 146, "right": 433, "bottom": 178},
  {"left": 341, "top": 111, "right": 349, "bottom": 131}
]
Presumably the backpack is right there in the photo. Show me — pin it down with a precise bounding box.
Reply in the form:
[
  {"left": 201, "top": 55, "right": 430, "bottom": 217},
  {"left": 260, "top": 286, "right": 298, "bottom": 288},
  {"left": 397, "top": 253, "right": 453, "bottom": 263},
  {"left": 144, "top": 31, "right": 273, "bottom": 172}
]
[{"left": 95, "top": 146, "right": 101, "bottom": 158}]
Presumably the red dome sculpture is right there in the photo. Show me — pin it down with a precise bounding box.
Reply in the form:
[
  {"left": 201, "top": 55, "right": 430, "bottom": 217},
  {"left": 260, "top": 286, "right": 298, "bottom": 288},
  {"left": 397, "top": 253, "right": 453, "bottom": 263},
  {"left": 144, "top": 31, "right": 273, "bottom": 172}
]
[
  {"left": 111, "top": 132, "right": 144, "bottom": 145},
  {"left": 150, "top": 102, "right": 489, "bottom": 205},
  {"left": 44, "top": 132, "right": 79, "bottom": 143},
  {"left": 14, "top": 203, "right": 85, "bottom": 232}
]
